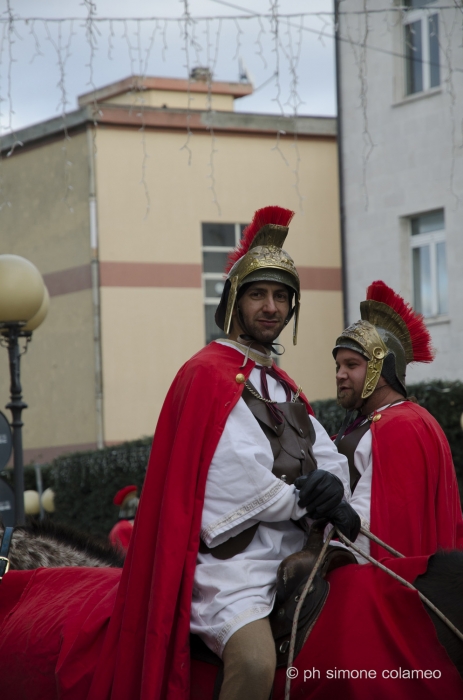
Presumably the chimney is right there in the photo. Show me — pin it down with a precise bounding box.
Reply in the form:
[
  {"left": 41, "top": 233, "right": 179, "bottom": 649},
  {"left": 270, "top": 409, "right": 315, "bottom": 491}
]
[{"left": 189, "top": 67, "right": 213, "bottom": 82}]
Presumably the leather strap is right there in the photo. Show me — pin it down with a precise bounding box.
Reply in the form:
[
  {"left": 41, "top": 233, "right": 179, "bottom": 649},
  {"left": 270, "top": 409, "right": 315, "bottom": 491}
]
[
  {"left": 336, "top": 420, "right": 371, "bottom": 493},
  {"left": 333, "top": 410, "right": 357, "bottom": 447},
  {"left": 0, "top": 526, "right": 14, "bottom": 581},
  {"left": 198, "top": 523, "right": 259, "bottom": 559}
]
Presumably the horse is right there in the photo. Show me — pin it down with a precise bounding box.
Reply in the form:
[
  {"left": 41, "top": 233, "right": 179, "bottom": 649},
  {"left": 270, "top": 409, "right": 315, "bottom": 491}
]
[
  {"left": 2, "top": 517, "right": 124, "bottom": 569},
  {"left": 0, "top": 519, "right": 463, "bottom": 700},
  {"left": 415, "top": 551, "right": 463, "bottom": 676}
]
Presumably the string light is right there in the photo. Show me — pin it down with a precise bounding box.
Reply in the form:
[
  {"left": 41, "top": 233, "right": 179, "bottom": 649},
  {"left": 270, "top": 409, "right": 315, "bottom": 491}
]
[{"left": 0, "top": 5, "right": 461, "bottom": 215}]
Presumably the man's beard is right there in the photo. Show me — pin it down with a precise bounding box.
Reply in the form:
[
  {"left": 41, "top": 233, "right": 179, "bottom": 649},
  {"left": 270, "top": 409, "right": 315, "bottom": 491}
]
[
  {"left": 336, "top": 387, "right": 362, "bottom": 411},
  {"left": 240, "top": 313, "right": 286, "bottom": 345}
]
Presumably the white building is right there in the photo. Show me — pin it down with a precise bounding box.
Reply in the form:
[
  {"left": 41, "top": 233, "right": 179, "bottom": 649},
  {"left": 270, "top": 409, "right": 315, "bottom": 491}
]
[{"left": 336, "top": 0, "right": 463, "bottom": 382}]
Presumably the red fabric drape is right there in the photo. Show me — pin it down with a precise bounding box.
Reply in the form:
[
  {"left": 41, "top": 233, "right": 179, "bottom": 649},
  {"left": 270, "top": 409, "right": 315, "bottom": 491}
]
[
  {"left": 88, "top": 342, "right": 313, "bottom": 700},
  {"left": 1, "top": 561, "right": 462, "bottom": 700},
  {"left": 273, "top": 556, "right": 463, "bottom": 700},
  {"left": 369, "top": 402, "right": 463, "bottom": 559},
  {"left": 1, "top": 378, "right": 463, "bottom": 700},
  {"left": 0, "top": 567, "right": 121, "bottom": 700},
  {"left": 109, "top": 520, "right": 134, "bottom": 555}
]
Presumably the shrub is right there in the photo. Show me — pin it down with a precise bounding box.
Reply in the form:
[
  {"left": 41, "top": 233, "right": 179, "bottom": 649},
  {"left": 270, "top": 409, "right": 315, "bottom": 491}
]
[
  {"left": 49, "top": 437, "right": 151, "bottom": 537},
  {"left": 1, "top": 463, "right": 54, "bottom": 493}
]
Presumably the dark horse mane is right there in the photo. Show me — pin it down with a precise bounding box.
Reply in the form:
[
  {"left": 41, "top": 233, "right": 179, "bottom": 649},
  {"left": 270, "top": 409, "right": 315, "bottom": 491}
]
[
  {"left": 415, "top": 550, "right": 463, "bottom": 675},
  {"left": 1, "top": 517, "right": 124, "bottom": 569}
]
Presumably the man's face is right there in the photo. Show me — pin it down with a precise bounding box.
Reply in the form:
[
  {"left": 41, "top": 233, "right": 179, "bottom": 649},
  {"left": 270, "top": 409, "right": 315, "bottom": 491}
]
[
  {"left": 232, "top": 282, "right": 290, "bottom": 344},
  {"left": 335, "top": 348, "right": 368, "bottom": 410}
]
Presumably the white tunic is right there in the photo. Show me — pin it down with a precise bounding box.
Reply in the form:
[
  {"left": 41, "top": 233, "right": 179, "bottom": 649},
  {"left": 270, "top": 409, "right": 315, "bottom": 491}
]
[
  {"left": 190, "top": 341, "right": 351, "bottom": 656},
  {"left": 345, "top": 402, "right": 404, "bottom": 563}
]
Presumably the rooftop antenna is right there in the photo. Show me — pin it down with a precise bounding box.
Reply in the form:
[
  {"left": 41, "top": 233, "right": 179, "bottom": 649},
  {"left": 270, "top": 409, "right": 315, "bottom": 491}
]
[{"left": 238, "top": 56, "right": 253, "bottom": 85}]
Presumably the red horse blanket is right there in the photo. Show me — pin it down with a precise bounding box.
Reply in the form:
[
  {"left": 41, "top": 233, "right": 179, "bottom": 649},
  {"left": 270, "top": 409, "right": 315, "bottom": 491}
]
[
  {"left": 0, "top": 567, "right": 121, "bottom": 700},
  {"left": 192, "top": 557, "right": 463, "bottom": 700},
  {"left": 0, "top": 559, "right": 461, "bottom": 700}
]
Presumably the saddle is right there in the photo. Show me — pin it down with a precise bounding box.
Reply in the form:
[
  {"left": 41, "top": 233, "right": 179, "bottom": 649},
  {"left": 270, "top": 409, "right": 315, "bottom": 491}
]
[
  {"left": 190, "top": 521, "right": 356, "bottom": 673},
  {"left": 269, "top": 520, "right": 356, "bottom": 666}
]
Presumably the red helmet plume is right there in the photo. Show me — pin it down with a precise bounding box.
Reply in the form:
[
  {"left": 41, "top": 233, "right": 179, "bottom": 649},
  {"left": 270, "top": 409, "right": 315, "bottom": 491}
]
[
  {"left": 366, "top": 280, "right": 434, "bottom": 363},
  {"left": 113, "top": 485, "right": 138, "bottom": 506},
  {"left": 225, "top": 205, "right": 294, "bottom": 274}
]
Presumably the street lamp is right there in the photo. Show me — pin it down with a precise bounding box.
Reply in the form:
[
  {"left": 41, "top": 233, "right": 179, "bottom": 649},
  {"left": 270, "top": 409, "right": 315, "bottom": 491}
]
[{"left": 0, "top": 255, "right": 48, "bottom": 525}]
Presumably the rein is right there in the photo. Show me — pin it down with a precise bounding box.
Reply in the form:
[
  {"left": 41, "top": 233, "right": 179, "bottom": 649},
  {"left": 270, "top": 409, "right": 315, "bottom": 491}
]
[
  {"left": 0, "top": 527, "right": 14, "bottom": 581},
  {"left": 284, "top": 526, "right": 335, "bottom": 700},
  {"left": 285, "top": 525, "right": 463, "bottom": 700}
]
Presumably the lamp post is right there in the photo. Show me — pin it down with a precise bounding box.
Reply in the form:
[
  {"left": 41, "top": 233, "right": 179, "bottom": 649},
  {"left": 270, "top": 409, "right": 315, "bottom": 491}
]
[{"left": 0, "top": 255, "right": 48, "bottom": 525}]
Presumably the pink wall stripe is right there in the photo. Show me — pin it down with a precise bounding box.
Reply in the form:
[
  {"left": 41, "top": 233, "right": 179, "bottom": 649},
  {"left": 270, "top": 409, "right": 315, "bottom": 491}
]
[
  {"left": 99, "top": 261, "right": 202, "bottom": 288},
  {"left": 42, "top": 262, "right": 342, "bottom": 296},
  {"left": 43, "top": 265, "right": 92, "bottom": 297},
  {"left": 298, "top": 266, "right": 342, "bottom": 291}
]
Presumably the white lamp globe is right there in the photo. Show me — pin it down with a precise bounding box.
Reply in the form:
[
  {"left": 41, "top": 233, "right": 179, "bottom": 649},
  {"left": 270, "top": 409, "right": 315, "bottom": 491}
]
[
  {"left": 24, "top": 489, "right": 41, "bottom": 515},
  {"left": 0, "top": 255, "right": 45, "bottom": 323},
  {"left": 41, "top": 488, "right": 55, "bottom": 513},
  {"left": 23, "top": 285, "right": 49, "bottom": 332}
]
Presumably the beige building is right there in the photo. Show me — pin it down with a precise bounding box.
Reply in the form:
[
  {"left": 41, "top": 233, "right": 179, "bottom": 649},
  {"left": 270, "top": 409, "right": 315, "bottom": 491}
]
[{"left": 0, "top": 74, "right": 342, "bottom": 463}]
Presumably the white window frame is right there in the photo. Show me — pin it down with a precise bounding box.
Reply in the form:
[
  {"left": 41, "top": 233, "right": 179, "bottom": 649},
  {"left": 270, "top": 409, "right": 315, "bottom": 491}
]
[
  {"left": 410, "top": 215, "right": 447, "bottom": 318},
  {"left": 403, "top": 5, "right": 440, "bottom": 95},
  {"left": 202, "top": 223, "right": 242, "bottom": 344},
  {"left": 202, "top": 223, "right": 242, "bottom": 304}
]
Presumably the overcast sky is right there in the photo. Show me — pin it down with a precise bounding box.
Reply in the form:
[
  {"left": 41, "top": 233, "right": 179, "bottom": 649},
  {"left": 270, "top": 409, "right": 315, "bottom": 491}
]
[{"left": 0, "top": 0, "right": 336, "bottom": 134}]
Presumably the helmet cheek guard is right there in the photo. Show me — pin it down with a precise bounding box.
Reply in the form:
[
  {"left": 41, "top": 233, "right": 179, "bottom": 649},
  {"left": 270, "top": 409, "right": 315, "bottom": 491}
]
[{"left": 333, "top": 321, "right": 388, "bottom": 399}]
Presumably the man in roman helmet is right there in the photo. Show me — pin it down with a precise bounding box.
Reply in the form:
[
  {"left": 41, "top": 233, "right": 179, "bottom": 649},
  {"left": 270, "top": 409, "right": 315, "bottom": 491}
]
[
  {"left": 333, "top": 280, "right": 463, "bottom": 562},
  {"left": 108, "top": 485, "right": 139, "bottom": 555},
  {"left": 88, "top": 206, "right": 359, "bottom": 700}
]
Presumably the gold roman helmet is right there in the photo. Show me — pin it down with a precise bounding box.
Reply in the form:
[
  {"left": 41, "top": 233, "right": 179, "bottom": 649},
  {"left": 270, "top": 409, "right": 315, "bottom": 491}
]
[
  {"left": 333, "top": 280, "right": 434, "bottom": 399},
  {"left": 215, "top": 206, "right": 301, "bottom": 344}
]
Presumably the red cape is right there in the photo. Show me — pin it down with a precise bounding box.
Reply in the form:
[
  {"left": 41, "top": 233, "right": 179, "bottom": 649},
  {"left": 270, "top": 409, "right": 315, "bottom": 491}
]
[
  {"left": 108, "top": 520, "right": 133, "bottom": 555},
  {"left": 88, "top": 342, "right": 313, "bottom": 700},
  {"left": 369, "top": 402, "right": 463, "bottom": 559}
]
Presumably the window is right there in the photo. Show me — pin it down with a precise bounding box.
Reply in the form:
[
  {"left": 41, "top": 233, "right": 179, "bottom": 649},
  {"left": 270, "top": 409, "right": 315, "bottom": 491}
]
[
  {"left": 411, "top": 210, "right": 447, "bottom": 317},
  {"left": 202, "top": 222, "right": 246, "bottom": 344},
  {"left": 403, "top": 1, "right": 440, "bottom": 95}
]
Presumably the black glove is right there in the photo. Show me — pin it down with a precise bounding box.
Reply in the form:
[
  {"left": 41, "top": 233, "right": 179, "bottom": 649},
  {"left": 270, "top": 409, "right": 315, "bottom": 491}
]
[
  {"left": 294, "top": 470, "right": 344, "bottom": 519},
  {"left": 326, "top": 501, "right": 361, "bottom": 542}
]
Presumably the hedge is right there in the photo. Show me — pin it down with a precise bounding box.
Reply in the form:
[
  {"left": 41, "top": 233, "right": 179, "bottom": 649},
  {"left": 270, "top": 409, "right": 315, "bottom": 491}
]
[
  {"left": 1, "top": 439, "right": 151, "bottom": 537},
  {"left": 47, "top": 437, "right": 152, "bottom": 537},
  {"left": 0, "top": 463, "right": 55, "bottom": 493},
  {"left": 2, "top": 381, "right": 462, "bottom": 536}
]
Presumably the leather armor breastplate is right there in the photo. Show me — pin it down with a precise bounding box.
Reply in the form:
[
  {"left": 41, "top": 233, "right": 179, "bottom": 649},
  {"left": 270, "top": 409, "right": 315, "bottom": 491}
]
[
  {"left": 336, "top": 420, "right": 371, "bottom": 492},
  {"left": 199, "top": 383, "right": 317, "bottom": 559},
  {"left": 241, "top": 384, "right": 317, "bottom": 484}
]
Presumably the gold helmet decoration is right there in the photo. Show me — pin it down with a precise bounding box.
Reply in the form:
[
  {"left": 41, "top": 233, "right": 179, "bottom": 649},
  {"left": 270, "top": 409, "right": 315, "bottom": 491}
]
[
  {"left": 333, "top": 280, "right": 434, "bottom": 399},
  {"left": 215, "top": 206, "right": 300, "bottom": 344}
]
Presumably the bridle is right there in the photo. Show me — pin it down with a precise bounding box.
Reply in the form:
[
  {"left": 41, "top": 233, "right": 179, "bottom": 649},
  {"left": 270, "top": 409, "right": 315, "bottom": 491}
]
[{"left": 0, "top": 526, "right": 14, "bottom": 582}]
